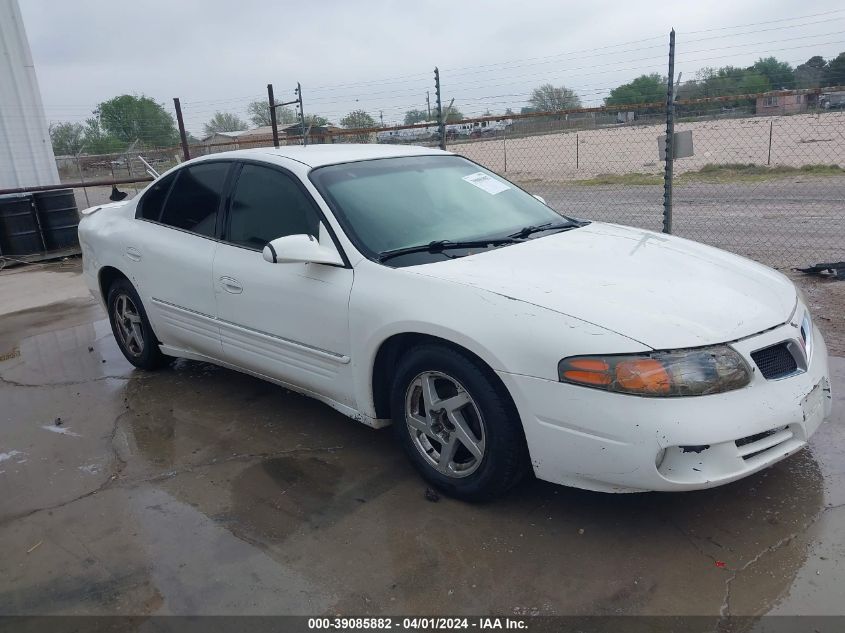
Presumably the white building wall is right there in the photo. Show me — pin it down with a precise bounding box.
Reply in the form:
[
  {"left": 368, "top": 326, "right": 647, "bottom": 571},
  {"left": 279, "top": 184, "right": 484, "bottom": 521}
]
[{"left": 0, "top": 0, "right": 60, "bottom": 190}]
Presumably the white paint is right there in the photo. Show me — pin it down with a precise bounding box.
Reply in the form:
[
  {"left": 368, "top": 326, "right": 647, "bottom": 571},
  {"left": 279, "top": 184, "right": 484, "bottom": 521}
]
[
  {"left": 0, "top": 450, "right": 24, "bottom": 463},
  {"left": 0, "top": 0, "right": 60, "bottom": 189},
  {"left": 41, "top": 425, "right": 81, "bottom": 437},
  {"left": 78, "top": 464, "right": 100, "bottom": 475},
  {"left": 78, "top": 145, "right": 833, "bottom": 493}
]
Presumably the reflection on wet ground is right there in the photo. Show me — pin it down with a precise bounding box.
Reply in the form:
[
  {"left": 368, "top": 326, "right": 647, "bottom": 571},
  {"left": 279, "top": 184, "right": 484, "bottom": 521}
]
[{"left": 1, "top": 312, "right": 843, "bottom": 617}]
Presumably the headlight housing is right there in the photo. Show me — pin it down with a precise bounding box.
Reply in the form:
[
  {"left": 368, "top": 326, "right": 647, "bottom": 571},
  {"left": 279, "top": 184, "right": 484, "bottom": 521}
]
[{"left": 558, "top": 345, "right": 751, "bottom": 397}]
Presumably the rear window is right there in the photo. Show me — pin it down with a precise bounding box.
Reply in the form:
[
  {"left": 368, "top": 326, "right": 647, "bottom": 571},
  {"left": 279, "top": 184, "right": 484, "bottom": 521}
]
[
  {"left": 159, "top": 162, "right": 230, "bottom": 237},
  {"left": 137, "top": 172, "right": 176, "bottom": 221}
]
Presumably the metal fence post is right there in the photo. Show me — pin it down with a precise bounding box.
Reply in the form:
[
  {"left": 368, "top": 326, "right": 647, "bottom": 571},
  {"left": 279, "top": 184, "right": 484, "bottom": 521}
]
[
  {"left": 173, "top": 97, "right": 191, "bottom": 160},
  {"left": 297, "top": 83, "right": 307, "bottom": 147},
  {"left": 173, "top": 98, "right": 190, "bottom": 161},
  {"left": 576, "top": 133, "right": 579, "bottom": 169},
  {"left": 662, "top": 29, "right": 675, "bottom": 234},
  {"left": 502, "top": 126, "right": 507, "bottom": 172},
  {"left": 767, "top": 120, "right": 773, "bottom": 165},
  {"left": 434, "top": 67, "right": 446, "bottom": 151},
  {"left": 268, "top": 84, "right": 279, "bottom": 148},
  {"left": 75, "top": 154, "right": 90, "bottom": 208}
]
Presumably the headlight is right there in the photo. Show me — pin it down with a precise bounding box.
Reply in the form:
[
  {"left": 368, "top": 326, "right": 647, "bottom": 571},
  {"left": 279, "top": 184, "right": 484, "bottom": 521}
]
[{"left": 558, "top": 345, "right": 751, "bottom": 397}]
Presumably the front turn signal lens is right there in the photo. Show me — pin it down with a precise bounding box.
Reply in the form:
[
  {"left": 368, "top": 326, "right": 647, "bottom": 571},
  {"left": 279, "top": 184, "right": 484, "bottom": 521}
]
[{"left": 558, "top": 345, "right": 751, "bottom": 397}]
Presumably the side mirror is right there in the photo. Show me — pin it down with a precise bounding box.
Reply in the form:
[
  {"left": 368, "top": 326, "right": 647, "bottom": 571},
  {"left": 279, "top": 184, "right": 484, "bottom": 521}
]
[
  {"left": 533, "top": 194, "right": 547, "bottom": 205},
  {"left": 262, "top": 222, "right": 344, "bottom": 266}
]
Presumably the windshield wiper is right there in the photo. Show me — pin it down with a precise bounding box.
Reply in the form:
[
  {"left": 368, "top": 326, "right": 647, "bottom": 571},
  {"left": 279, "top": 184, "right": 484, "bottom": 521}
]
[
  {"left": 508, "top": 221, "right": 578, "bottom": 239},
  {"left": 378, "top": 238, "right": 519, "bottom": 263}
]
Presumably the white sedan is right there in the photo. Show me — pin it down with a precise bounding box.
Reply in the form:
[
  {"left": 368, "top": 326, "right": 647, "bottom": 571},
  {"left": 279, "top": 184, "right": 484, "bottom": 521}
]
[{"left": 78, "top": 145, "right": 832, "bottom": 500}]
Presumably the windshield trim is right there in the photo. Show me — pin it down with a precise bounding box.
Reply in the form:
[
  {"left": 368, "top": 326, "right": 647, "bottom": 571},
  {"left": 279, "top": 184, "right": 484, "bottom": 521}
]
[{"left": 308, "top": 154, "right": 580, "bottom": 265}]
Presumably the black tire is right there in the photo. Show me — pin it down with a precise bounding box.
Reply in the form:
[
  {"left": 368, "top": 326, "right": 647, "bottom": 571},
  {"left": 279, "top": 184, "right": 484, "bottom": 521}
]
[
  {"left": 391, "top": 344, "right": 529, "bottom": 501},
  {"left": 106, "top": 277, "right": 170, "bottom": 370}
]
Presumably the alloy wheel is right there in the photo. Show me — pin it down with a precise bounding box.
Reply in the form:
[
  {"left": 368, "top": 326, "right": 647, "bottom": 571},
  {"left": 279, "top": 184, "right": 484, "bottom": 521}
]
[
  {"left": 113, "top": 293, "right": 145, "bottom": 357},
  {"left": 405, "top": 371, "right": 486, "bottom": 478}
]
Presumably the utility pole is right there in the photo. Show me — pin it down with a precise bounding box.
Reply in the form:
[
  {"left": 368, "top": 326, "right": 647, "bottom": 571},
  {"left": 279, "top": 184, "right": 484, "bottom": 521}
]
[
  {"left": 267, "top": 84, "right": 279, "bottom": 148},
  {"left": 662, "top": 29, "right": 675, "bottom": 235},
  {"left": 434, "top": 67, "right": 445, "bottom": 150},
  {"left": 274, "top": 83, "right": 304, "bottom": 147},
  {"left": 426, "top": 91, "right": 431, "bottom": 119},
  {"left": 380, "top": 110, "right": 384, "bottom": 127}
]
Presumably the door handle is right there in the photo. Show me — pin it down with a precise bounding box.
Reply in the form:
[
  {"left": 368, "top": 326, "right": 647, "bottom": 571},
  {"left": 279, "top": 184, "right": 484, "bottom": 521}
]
[
  {"left": 125, "top": 247, "right": 142, "bottom": 262},
  {"left": 219, "top": 276, "right": 243, "bottom": 294}
]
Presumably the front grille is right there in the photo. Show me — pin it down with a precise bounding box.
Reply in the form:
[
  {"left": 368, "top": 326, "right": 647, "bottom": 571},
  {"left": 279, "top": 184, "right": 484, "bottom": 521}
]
[
  {"left": 751, "top": 342, "right": 797, "bottom": 379},
  {"left": 735, "top": 426, "right": 791, "bottom": 461},
  {"left": 735, "top": 427, "right": 782, "bottom": 448}
]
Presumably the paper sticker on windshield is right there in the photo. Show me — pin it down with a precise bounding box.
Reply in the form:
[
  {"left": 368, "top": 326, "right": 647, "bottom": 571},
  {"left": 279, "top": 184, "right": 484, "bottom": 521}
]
[{"left": 462, "top": 172, "right": 510, "bottom": 195}]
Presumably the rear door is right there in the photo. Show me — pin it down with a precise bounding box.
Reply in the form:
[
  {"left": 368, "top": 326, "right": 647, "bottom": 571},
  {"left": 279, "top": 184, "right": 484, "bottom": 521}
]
[
  {"left": 129, "top": 160, "right": 234, "bottom": 358},
  {"left": 212, "top": 161, "right": 355, "bottom": 406}
]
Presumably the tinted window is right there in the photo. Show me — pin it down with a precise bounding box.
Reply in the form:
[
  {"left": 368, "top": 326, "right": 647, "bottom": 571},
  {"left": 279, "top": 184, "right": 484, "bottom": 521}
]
[
  {"left": 137, "top": 173, "right": 176, "bottom": 221},
  {"left": 159, "top": 162, "right": 230, "bottom": 237},
  {"left": 226, "top": 164, "right": 320, "bottom": 250}
]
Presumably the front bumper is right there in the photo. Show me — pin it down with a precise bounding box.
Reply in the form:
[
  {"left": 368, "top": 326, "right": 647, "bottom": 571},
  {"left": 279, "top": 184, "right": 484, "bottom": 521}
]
[{"left": 498, "top": 322, "right": 832, "bottom": 492}]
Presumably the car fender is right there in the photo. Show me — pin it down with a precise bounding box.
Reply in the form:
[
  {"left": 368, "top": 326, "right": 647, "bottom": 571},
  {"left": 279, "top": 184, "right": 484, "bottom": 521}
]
[{"left": 348, "top": 259, "right": 649, "bottom": 419}]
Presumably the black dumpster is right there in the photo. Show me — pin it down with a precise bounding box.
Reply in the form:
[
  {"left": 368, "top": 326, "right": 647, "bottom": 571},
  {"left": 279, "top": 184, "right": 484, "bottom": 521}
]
[
  {"left": 33, "top": 189, "right": 79, "bottom": 251},
  {"left": 0, "top": 193, "right": 44, "bottom": 256}
]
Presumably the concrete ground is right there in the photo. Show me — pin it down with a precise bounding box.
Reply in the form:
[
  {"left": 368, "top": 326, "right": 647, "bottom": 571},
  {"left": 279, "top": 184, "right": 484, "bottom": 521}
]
[{"left": 0, "top": 263, "right": 843, "bottom": 618}]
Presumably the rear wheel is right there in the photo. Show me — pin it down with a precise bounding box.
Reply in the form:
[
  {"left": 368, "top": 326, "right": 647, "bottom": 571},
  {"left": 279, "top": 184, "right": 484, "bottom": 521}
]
[
  {"left": 391, "top": 344, "right": 528, "bottom": 501},
  {"left": 107, "top": 278, "right": 170, "bottom": 370}
]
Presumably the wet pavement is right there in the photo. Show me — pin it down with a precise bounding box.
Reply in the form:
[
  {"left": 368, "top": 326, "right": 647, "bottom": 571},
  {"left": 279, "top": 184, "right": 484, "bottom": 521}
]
[{"left": 1, "top": 286, "right": 843, "bottom": 618}]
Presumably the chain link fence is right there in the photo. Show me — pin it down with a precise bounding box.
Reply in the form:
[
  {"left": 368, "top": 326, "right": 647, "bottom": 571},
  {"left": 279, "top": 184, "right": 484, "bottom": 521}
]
[
  {"left": 448, "top": 105, "right": 845, "bottom": 268},
  {"left": 23, "top": 88, "right": 845, "bottom": 272}
]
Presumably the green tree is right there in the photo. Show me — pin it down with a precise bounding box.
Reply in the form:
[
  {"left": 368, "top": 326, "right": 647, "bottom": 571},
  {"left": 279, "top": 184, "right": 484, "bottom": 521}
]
[
  {"left": 340, "top": 110, "right": 376, "bottom": 143},
  {"left": 751, "top": 57, "right": 794, "bottom": 90},
  {"left": 203, "top": 111, "right": 247, "bottom": 136},
  {"left": 95, "top": 95, "right": 179, "bottom": 147},
  {"left": 605, "top": 74, "right": 665, "bottom": 106},
  {"left": 794, "top": 56, "right": 827, "bottom": 89},
  {"left": 340, "top": 110, "right": 377, "bottom": 129},
  {"left": 404, "top": 108, "right": 430, "bottom": 125},
  {"left": 443, "top": 104, "right": 464, "bottom": 122},
  {"left": 528, "top": 84, "right": 581, "bottom": 112},
  {"left": 247, "top": 99, "right": 297, "bottom": 127},
  {"left": 49, "top": 122, "right": 85, "bottom": 155},
  {"left": 81, "top": 118, "right": 124, "bottom": 154},
  {"left": 825, "top": 52, "right": 845, "bottom": 87},
  {"left": 304, "top": 114, "right": 331, "bottom": 127}
]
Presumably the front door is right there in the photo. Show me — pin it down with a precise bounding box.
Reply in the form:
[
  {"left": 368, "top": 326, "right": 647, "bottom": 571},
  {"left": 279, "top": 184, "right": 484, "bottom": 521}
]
[{"left": 212, "top": 162, "right": 355, "bottom": 406}]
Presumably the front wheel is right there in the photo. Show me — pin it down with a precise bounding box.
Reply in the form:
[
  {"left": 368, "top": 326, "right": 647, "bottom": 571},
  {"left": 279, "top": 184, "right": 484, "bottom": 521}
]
[{"left": 391, "top": 344, "right": 529, "bottom": 501}]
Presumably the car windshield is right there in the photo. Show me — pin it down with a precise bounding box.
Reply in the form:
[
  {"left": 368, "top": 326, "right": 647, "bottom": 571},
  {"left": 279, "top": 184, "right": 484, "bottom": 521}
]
[{"left": 309, "top": 155, "right": 577, "bottom": 261}]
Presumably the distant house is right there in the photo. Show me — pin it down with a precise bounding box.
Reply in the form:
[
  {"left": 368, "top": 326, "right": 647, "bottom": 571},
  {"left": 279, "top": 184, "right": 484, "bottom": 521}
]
[
  {"left": 279, "top": 122, "right": 344, "bottom": 145},
  {"left": 233, "top": 126, "right": 276, "bottom": 148},
  {"left": 201, "top": 130, "right": 250, "bottom": 152},
  {"left": 755, "top": 93, "right": 809, "bottom": 115}
]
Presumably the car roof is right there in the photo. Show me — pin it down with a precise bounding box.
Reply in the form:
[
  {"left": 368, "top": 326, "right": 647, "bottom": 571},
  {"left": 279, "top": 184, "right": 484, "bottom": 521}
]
[{"left": 190, "top": 144, "right": 451, "bottom": 169}]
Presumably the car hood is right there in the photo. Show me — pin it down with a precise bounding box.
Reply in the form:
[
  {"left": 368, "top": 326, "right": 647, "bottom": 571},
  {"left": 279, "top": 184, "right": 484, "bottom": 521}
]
[{"left": 410, "top": 222, "right": 796, "bottom": 349}]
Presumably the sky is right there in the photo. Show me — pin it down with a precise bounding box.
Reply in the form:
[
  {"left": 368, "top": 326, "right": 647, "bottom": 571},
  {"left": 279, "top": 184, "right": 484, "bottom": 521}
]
[{"left": 17, "top": 0, "right": 845, "bottom": 137}]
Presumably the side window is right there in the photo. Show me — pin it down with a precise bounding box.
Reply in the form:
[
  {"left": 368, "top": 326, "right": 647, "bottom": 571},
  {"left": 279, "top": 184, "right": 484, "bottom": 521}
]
[
  {"left": 226, "top": 164, "right": 320, "bottom": 250},
  {"left": 137, "top": 172, "right": 176, "bottom": 221},
  {"left": 159, "top": 162, "right": 230, "bottom": 237}
]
